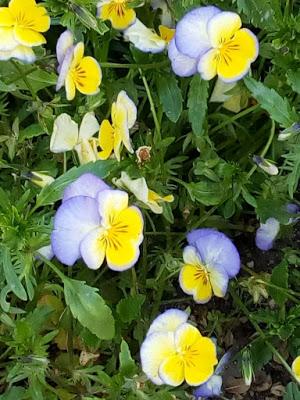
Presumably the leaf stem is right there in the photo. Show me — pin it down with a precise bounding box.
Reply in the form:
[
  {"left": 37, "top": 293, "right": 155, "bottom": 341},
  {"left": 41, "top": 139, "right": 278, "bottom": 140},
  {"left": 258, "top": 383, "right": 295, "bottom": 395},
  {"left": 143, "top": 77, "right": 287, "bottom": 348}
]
[
  {"left": 100, "top": 60, "right": 169, "bottom": 70},
  {"left": 10, "top": 60, "right": 38, "bottom": 101}
]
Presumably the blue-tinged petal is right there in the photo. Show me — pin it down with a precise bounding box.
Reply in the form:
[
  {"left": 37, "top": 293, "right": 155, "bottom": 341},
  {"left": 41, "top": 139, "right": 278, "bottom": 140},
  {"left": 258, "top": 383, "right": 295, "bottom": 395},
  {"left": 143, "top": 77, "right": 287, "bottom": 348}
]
[
  {"left": 37, "top": 245, "right": 54, "bottom": 260},
  {"left": 63, "top": 173, "right": 110, "bottom": 202},
  {"left": 192, "top": 229, "right": 240, "bottom": 278},
  {"left": 51, "top": 196, "right": 100, "bottom": 266},
  {"left": 187, "top": 228, "right": 218, "bottom": 246},
  {"left": 175, "top": 6, "right": 220, "bottom": 59},
  {"left": 168, "top": 38, "right": 197, "bottom": 77},
  {"left": 255, "top": 217, "right": 280, "bottom": 251},
  {"left": 140, "top": 331, "right": 176, "bottom": 385},
  {"left": 194, "top": 375, "right": 222, "bottom": 398},
  {"left": 56, "top": 46, "right": 73, "bottom": 91},
  {"left": 80, "top": 227, "right": 106, "bottom": 270},
  {"left": 147, "top": 308, "right": 188, "bottom": 336},
  {"left": 56, "top": 30, "right": 74, "bottom": 65},
  {"left": 215, "top": 350, "right": 232, "bottom": 375},
  {"left": 207, "top": 264, "right": 229, "bottom": 298}
]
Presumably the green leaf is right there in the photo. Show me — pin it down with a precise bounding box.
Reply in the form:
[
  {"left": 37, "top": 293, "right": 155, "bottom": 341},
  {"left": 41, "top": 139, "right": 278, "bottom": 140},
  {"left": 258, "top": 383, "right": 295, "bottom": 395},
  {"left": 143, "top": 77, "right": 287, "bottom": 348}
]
[
  {"left": 119, "top": 339, "right": 137, "bottom": 376},
  {"left": 157, "top": 75, "right": 182, "bottom": 123},
  {"left": 186, "top": 181, "right": 224, "bottom": 206},
  {"left": 19, "top": 124, "right": 44, "bottom": 142},
  {"left": 250, "top": 338, "right": 272, "bottom": 371},
  {"left": 188, "top": 75, "right": 208, "bottom": 136},
  {"left": 284, "top": 383, "right": 300, "bottom": 400},
  {"left": 286, "top": 69, "right": 300, "bottom": 95},
  {"left": 244, "top": 77, "right": 298, "bottom": 128},
  {"left": 117, "top": 294, "right": 145, "bottom": 323},
  {"left": 1, "top": 247, "right": 27, "bottom": 301},
  {"left": 236, "top": 0, "right": 280, "bottom": 29},
  {"left": 35, "top": 160, "right": 116, "bottom": 207},
  {"left": 269, "top": 260, "right": 289, "bottom": 306},
  {"left": 64, "top": 278, "right": 115, "bottom": 340},
  {"left": 256, "top": 198, "right": 290, "bottom": 224}
]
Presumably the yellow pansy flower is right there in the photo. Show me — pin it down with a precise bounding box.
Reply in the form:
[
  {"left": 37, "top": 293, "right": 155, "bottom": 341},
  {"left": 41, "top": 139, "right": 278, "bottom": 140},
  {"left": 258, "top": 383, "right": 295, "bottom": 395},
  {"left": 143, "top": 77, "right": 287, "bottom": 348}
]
[
  {"left": 97, "top": 0, "right": 136, "bottom": 30},
  {"left": 114, "top": 171, "right": 174, "bottom": 214},
  {"left": 98, "top": 91, "right": 137, "bottom": 161},
  {"left": 292, "top": 356, "right": 300, "bottom": 382},
  {"left": 0, "top": 0, "right": 50, "bottom": 62},
  {"left": 56, "top": 31, "right": 102, "bottom": 101},
  {"left": 140, "top": 309, "right": 217, "bottom": 386}
]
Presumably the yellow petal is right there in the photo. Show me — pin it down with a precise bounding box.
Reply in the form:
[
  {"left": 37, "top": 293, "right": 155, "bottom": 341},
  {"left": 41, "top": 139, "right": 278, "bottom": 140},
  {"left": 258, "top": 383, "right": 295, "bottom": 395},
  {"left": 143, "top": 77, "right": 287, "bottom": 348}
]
[
  {"left": 75, "top": 140, "right": 97, "bottom": 165},
  {"left": 65, "top": 72, "right": 76, "bottom": 101},
  {"left": 73, "top": 56, "right": 102, "bottom": 96},
  {"left": 14, "top": 26, "right": 46, "bottom": 46},
  {"left": 159, "top": 355, "right": 184, "bottom": 386},
  {"left": 162, "top": 194, "right": 174, "bottom": 203},
  {"left": 9, "top": 0, "right": 37, "bottom": 14},
  {"left": 0, "top": 8, "right": 14, "bottom": 26},
  {"left": 292, "top": 356, "right": 300, "bottom": 382},
  {"left": 179, "top": 264, "right": 201, "bottom": 294},
  {"left": 174, "top": 323, "right": 217, "bottom": 386},
  {"left": 100, "top": 3, "right": 136, "bottom": 30},
  {"left": 70, "top": 42, "right": 84, "bottom": 67},
  {"left": 98, "top": 119, "right": 114, "bottom": 160},
  {"left": 111, "top": 102, "right": 128, "bottom": 161},
  {"left": 194, "top": 276, "right": 213, "bottom": 304},
  {"left": 207, "top": 11, "right": 241, "bottom": 48},
  {"left": 159, "top": 25, "right": 175, "bottom": 43}
]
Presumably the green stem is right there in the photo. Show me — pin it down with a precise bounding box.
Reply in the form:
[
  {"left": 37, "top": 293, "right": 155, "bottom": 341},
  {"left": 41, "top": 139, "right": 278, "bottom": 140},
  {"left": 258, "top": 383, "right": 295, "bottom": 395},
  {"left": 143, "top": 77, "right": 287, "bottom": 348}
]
[
  {"left": 139, "top": 68, "right": 161, "bottom": 142},
  {"left": 100, "top": 60, "right": 169, "bottom": 70},
  {"left": 6, "top": 66, "right": 37, "bottom": 84},
  {"left": 131, "top": 268, "right": 138, "bottom": 296},
  {"left": 210, "top": 104, "right": 260, "bottom": 134},
  {"left": 230, "top": 287, "right": 297, "bottom": 382},
  {"left": 37, "top": 253, "right": 67, "bottom": 282},
  {"left": 10, "top": 60, "right": 38, "bottom": 101}
]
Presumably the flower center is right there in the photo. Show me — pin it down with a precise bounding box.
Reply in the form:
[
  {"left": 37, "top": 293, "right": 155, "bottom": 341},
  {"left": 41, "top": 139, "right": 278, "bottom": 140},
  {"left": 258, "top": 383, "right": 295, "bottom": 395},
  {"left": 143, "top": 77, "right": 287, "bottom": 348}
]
[
  {"left": 194, "top": 264, "right": 210, "bottom": 285},
  {"left": 72, "top": 64, "right": 87, "bottom": 88},
  {"left": 215, "top": 35, "right": 240, "bottom": 65},
  {"left": 100, "top": 217, "right": 129, "bottom": 250},
  {"left": 108, "top": 0, "right": 128, "bottom": 17},
  {"left": 178, "top": 345, "right": 201, "bottom": 368}
]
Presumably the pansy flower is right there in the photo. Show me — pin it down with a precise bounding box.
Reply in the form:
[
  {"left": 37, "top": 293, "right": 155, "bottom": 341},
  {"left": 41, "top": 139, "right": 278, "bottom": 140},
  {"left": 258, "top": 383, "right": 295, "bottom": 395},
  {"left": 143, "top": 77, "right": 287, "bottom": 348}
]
[
  {"left": 169, "top": 6, "right": 258, "bottom": 82},
  {"left": 253, "top": 156, "right": 278, "bottom": 176},
  {"left": 124, "top": 19, "right": 167, "bottom": 54},
  {"left": 98, "top": 90, "right": 137, "bottom": 161},
  {"left": 51, "top": 173, "right": 144, "bottom": 271},
  {"left": 50, "top": 112, "right": 100, "bottom": 165},
  {"left": 0, "top": 0, "right": 50, "bottom": 62},
  {"left": 179, "top": 229, "right": 240, "bottom": 304},
  {"left": 97, "top": 0, "right": 136, "bottom": 30},
  {"left": 292, "top": 356, "right": 300, "bottom": 383},
  {"left": 255, "top": 217, "right": 280, "bottom": 251},
  {"left": 140, "top": 309, "right": 217, "bottom": 386},
  {"left": 56, "top": 30, "right": 102, "bottom": 101},
  {"left": 114, "top": 171, "right": 174, "bottom": 214}
]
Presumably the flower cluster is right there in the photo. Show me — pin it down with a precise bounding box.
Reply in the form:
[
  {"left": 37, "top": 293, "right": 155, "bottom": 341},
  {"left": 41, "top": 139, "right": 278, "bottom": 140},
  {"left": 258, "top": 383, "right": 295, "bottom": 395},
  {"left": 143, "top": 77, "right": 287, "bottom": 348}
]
[
  {"left": 168, "top": 6, "right": 258, "bottom": 82},
  {"left": 0, "top": 0, "right": 50, "bottom": 62},
  {"left": 179, "top": 229, "right": 240, "bottom": 303},
  {"left": 51, "top": 173, "right": 144, "bottom": 271},
  {"left": 56, "top": 30, "right": 102, "bottom": 101},
  {"left": 140, "top": 309, "right": 217, "bottom": 386}
]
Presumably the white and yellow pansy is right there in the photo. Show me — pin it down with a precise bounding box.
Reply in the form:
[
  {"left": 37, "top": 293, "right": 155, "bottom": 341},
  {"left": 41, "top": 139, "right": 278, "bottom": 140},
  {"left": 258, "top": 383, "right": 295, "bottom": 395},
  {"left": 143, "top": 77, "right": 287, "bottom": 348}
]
[
  {"left": 56, "top": 30, "right": 102, "bottom": 101},
  {"left": 51, "top": 173, "right": 144, "bottom": 271},
  {"left": 140, "top": 309, "right": 218, "bottom": 386},
  {"left": 50, "top": 112, "right": 100, "bottom": 165},
  {"left": 179, "top": 229, "right": 241, "bottom": 304},
  {"left": 98, "top": 90, "right": 137, "bottom": 161},
  {"left": 114, "top": 171, "right": 173, "bottom": 214},
  {"left": 97, "top": 0, "right": 136, "bottom": 30},
  {"left": 0, "top": 0, "right": 50, "bottom": 62}
]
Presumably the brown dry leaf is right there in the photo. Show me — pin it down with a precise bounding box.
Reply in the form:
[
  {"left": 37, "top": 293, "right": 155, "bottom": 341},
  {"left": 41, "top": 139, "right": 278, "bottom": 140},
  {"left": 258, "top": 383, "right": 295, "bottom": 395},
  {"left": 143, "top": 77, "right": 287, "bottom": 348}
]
[
  {"left": 270, "top": 382, "right": 285, "bottom": 397},
  {"left": 54, "top": 329, "right": 83, "bottom": 351},
  {"left": 224, "top": 377, "right": 250, "bottom": 395},
  {"left": 79, "top": 350, "right": 99, "bottom": 366}
]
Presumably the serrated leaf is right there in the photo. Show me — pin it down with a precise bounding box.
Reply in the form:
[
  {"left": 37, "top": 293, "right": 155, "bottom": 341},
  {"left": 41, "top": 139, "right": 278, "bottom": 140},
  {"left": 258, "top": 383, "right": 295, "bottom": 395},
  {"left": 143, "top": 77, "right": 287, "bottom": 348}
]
[
  {"left": 157, "top": 75, "right": 182, "bottom": 123},
  {"left": 19, "top": 124, "right": 44, "bottom": 142},
  {"left": 256, "top": 198, "right": 290, "bottom": 224},
  {"left": 236, "top": 0, "right": 280, "bottom": 29},
  {"left": 269, "top": 260, "right": 289, "bottom": 306},
  {"left": 284, "top": 383, "right": 300, "bottom": 400},
  {"left": 119, "top": 339, "right": 137, "bottom": 376},
  {"left": 186, "top": 181, "right": 224, "bottom": 206},
  {"left": 35, "top": 160, "right": 116, "bottom": 207},
  {"left": 64, "top": 278, "right": 115, "bottom": 340},
  {"left": 188, "top": 75, "right": 208, "bottom": 136},
  {"left": 286, "top": 69, "right": 300, "bottom": 94},
  {"left": 244, "top": 77, "right": 298, "bottom": 128},
  {"left": 1, "top": 247, "right": 27, "bottom": 301},
  {"left": 117, "top": 294, "right": 145, "bottom": 323}
]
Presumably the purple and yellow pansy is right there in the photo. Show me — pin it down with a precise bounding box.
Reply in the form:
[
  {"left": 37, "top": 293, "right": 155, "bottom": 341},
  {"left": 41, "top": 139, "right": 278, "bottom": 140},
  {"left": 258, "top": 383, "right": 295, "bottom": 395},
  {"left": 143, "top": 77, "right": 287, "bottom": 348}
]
[
  {"left": 51, "top": 173, "right": 144, "bottom": 271},
  {"left": 169, "top": 6, "right": 259, "bottom": 82},
  {"left": 179, "top": 229, "right": 240, "bottom": 304}
]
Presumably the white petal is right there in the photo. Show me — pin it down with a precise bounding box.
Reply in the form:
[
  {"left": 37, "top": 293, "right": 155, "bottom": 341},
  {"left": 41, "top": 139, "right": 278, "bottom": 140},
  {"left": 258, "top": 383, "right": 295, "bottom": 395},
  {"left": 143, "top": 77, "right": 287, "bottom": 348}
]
[
  {"left": 78, "top": 112, "right": 100, "bottom": 141},
  {"left": 116, "top": 91, "right": 137, "bottom": 129},
  {"left": 124, "top": 19, "right": 166, "bottom": 54},
  {"left": 0, "top": 27, "right": 18, "bottom": 51},
  {"left": 113, "top": 172, "right": 149, "bottom": 204},
  {"left": 50, "top": 114, "right": 78, "bottom": 153},
  {"left": 182, "top": 245, "right": 202, "bottom": 265},
  {"left": 80, "top": 227, "right": 106, "bottom": 270},
  {"left": 147, "top": 308, "right": 188, "bottom": 336}
]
